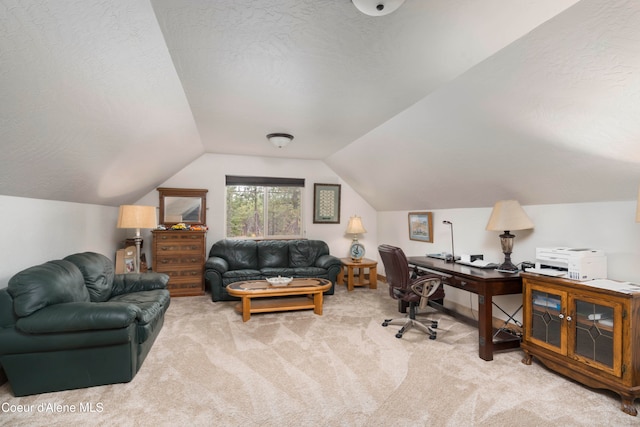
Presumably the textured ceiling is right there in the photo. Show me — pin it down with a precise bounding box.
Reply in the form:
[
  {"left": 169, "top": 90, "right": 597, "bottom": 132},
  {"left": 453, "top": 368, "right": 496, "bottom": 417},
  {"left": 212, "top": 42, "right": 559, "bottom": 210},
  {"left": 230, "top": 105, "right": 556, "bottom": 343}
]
[{"left": 0, "top": 0, "right": 638, "bottom": 209}]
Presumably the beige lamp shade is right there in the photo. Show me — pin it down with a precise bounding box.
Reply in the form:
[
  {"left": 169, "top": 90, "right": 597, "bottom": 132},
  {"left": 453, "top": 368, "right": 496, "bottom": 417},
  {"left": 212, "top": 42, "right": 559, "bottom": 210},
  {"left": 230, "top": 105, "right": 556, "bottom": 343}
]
[
  {"left": 486, "top": 200, "right": 534, "bottom": 231},
  {"left": 117, "top": 205, "right": 157, "bottom": 233},
  {"left": 346, "top": 215, "right": 367, "bottom": 235}
]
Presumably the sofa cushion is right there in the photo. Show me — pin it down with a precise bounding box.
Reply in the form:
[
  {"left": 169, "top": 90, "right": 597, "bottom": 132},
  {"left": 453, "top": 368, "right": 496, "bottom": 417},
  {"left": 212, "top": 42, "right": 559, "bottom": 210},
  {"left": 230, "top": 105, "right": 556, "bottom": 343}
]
[
  {"left": 15, "top": 302, "right": 139, "bottom": 333},
  {"left": 210, "top": 239, "right": 258, "bottom": 270},
  {"left": 8, "top": 260, "right": 90, "bottom": 317},
  {"left": 257, "top": 240, "right": 289, "bottom": 268},
  {"left": 288, "top": 240, "right": 328, "bottom": 268},
  {"left": 223, "top": 269, "right": 262, "bottom": 280},
  {"left": 64, "top": 252, "right": 115, "bottom": 302},
  {"left": 109, "top": 289, "right": 170, "bottom": 343}
]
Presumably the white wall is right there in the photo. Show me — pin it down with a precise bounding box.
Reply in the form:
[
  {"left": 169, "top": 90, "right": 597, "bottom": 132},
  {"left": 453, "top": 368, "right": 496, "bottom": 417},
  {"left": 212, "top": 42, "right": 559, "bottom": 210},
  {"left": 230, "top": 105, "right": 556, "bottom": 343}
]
[
  {"left": 135, "top": 153, "right": 377, "bottom": 264},
  {"left": 377, "top": 200, "right": 640, "bottom": 320},
  {"left": 0, "top": 195, "right": 123, "bottom": 288}
]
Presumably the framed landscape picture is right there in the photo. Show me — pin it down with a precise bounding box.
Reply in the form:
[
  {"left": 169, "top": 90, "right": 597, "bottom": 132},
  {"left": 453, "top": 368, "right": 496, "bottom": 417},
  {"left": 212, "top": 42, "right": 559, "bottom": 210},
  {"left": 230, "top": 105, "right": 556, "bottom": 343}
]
[
  {"left": 408, "top": 211, "right": 433, "bottom": 242},
  {"left": 313, "top": 183, "right": 341, "bottom": 224}
]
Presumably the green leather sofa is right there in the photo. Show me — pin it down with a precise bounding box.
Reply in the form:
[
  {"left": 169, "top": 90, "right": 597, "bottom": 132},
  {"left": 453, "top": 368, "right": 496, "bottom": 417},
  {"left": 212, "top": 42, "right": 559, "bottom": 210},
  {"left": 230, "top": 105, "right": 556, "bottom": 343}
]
[
  {"left": 205, "top": 239, "right": 342, "bottom": 302},
  {"left": 0, "top": 252, "right": 170, "bottom": 396}
]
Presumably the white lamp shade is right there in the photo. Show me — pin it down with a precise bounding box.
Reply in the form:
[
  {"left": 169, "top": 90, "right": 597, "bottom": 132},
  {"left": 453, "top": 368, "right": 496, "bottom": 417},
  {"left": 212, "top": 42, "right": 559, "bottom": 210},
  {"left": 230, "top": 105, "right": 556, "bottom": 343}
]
[
  {"left": 117, "top": 205, "right": 157, "bottom": 230},
  {"left": 346, "top": 215, "right": 367, "bottom": 235},
  {"left": 486, "top": 200, "right": 534, "bottom": 231},
  {"left": 352, "top": 0, "right": 405, "bottom": 16}
]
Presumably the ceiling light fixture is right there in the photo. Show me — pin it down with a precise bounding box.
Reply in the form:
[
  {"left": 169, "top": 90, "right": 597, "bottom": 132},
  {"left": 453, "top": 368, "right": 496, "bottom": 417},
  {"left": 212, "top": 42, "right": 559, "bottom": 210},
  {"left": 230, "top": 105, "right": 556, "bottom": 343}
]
[
  {"left": 267, "top": 133, "right": 294, "bottom": 149},
  {"left": 352, "top": 0, "right": 406, "bottom": 16}
]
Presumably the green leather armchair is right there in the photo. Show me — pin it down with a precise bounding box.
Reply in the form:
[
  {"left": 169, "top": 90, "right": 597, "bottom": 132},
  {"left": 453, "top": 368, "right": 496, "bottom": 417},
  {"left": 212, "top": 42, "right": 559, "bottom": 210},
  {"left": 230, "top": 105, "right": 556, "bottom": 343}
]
[{"left": 0, "top": 252, "right": 170, "bottom": 396}]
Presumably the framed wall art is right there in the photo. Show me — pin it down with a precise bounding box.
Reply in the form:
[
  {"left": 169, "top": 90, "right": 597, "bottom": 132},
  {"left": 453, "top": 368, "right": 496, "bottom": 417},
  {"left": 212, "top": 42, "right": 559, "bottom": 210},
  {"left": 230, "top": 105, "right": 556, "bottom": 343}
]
[
  {"left": 313, "top": 183, "right": 341, "bottom": 224},
  {"left": 408, "top": 211, "right": 433, "bottom": 242}
]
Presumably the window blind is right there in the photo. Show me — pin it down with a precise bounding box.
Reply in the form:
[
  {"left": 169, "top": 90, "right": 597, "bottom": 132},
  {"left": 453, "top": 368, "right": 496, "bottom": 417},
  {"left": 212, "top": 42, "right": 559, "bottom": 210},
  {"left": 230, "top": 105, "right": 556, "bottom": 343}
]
[{"left": 225, "top": 175, "right": 305, "bottom": 187}]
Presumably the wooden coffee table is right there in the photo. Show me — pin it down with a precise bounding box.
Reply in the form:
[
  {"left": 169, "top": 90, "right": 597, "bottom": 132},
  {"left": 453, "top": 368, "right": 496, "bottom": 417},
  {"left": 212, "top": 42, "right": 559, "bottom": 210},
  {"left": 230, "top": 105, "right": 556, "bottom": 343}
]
[{"left": 226, "top": 278, "right": 332, "bottom": 322}]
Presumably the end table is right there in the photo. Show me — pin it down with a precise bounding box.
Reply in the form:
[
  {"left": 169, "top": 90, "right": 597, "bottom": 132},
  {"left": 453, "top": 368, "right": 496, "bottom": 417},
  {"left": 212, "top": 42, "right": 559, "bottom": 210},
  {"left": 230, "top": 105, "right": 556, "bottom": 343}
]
[{"left": 337, "top": 258, "right": 378, "bottom": 291}]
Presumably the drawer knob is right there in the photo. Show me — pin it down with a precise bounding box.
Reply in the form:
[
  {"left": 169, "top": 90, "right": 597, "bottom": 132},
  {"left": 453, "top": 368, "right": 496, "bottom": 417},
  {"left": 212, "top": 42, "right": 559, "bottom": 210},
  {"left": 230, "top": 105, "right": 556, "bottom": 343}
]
[{"left": 460, "top": 281, "right": 467, "bottom": 287}]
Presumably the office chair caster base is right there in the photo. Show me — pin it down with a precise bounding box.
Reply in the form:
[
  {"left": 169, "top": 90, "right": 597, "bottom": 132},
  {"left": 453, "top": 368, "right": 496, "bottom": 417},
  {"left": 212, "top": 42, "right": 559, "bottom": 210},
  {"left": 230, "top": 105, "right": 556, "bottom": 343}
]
[
  {"left": 382, "top": 319, "right": 392, "bottom": 327},
  {"left": 431, "top": 321, "right": 438, "bottom": 328},
  {"left": 395, "top": 333, "right": 403, "bottom": 339}
]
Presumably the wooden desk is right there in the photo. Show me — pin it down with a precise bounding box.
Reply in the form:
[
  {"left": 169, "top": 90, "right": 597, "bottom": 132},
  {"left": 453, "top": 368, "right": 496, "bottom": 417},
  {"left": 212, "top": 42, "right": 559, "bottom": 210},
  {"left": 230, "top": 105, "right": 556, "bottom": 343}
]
[
  {"left": 337, "top": 258, "right": 378, "bottom": 291},
  {"left": 407, "top": 256, "right": 522, "bottom": 361}
]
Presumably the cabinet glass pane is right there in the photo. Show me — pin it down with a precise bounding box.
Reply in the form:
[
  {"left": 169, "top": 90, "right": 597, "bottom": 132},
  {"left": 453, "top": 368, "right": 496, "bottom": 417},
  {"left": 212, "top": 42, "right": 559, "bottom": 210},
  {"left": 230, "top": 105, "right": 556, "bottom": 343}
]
[
  {"left": 574, "top": 299, "right": 614, "bottom": 368},
  {"left": 531, "top": 290, "right": 562, "bottom": 347}
]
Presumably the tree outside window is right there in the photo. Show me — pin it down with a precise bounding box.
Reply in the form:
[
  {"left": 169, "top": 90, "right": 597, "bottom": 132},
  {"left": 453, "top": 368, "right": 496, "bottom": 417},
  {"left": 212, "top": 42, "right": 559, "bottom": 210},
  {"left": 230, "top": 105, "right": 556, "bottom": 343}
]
[{"left": 226, "top": 185, "right": 302, "bottom": 239}]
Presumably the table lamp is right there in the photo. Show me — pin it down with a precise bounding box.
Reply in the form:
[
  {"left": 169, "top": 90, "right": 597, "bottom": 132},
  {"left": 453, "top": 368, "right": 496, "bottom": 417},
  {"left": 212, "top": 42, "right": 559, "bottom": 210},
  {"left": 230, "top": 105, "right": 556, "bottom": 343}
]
[
  {"left": 117, "top": 205, "right": 157, "bottom": 273},
  {"left": 486, "top": 200, "right": 534, "bottom": 273},
  {"left": 346, "top": 215, "right": 367, "bottom": 262}
]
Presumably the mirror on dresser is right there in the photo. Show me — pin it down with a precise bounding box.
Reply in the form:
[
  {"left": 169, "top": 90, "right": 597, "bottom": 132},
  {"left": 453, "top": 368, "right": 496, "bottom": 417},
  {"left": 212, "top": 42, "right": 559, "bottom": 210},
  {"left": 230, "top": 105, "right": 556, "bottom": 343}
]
[{"left": 157, "top": 187, "right": 208, "bottom": 226}]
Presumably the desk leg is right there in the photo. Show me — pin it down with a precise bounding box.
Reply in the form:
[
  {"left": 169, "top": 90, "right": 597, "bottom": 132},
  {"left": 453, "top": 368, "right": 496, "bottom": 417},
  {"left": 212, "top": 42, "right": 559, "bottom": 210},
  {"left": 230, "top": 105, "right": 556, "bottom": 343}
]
[
  {"left": 369, "top": 266, "right": 377, "bottom": 289},
  {"left": 347, "top": 267, "right": 355, "bottom": 291},
  {"left": 478, "top": 293, "right": 493, "bottom": 361}
]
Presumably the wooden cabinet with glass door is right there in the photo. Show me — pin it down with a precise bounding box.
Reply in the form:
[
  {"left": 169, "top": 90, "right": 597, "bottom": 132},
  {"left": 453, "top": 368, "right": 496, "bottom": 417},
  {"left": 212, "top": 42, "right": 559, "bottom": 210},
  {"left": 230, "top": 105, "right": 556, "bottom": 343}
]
[{"left": 520, "top": 272, "right": 640, "bottom": 416}]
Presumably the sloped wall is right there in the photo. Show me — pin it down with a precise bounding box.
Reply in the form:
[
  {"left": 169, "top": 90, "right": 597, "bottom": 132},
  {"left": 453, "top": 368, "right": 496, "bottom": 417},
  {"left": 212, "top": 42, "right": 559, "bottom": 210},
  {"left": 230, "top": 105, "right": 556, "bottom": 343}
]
[{"left": 0, "top": 195, "right": 122, "bottom": 287}]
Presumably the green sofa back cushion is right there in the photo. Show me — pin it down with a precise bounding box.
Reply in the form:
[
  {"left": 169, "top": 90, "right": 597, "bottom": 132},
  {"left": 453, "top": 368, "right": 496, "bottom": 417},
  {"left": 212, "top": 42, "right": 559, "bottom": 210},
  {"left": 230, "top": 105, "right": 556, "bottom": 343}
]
[
  {"left": 8, "top": 260, "right": 90, "bottom": 317},
  {"left": 210, "top": 239, "right": 258, "bottom": 270},
  {"left": 288, "top": 240, "right": 329, "bottom": 267},
  {"left": 64, "top": 252, "right": 115, "bottom": 302}
]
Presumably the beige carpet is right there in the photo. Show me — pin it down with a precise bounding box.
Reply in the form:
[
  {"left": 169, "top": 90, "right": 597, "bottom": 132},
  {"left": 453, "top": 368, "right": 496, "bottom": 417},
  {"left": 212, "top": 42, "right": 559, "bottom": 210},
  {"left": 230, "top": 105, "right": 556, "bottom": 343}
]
[{"left": 1, "top": 283, "right": 637, "bottom": 426}]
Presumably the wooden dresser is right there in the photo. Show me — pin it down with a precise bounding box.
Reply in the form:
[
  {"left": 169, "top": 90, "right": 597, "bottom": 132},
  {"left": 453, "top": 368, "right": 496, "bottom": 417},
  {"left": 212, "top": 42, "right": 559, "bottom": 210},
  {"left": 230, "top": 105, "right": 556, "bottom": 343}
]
[{"left": 151, "top": 230, "right": 207, "bottom": 297}]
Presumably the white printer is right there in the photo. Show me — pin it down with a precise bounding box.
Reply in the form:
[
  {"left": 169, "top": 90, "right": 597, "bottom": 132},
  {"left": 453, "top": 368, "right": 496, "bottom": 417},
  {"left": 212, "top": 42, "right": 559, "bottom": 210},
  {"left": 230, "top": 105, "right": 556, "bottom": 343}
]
[{"left": 533, "top": 247, "right": 607, "bottom": 281}]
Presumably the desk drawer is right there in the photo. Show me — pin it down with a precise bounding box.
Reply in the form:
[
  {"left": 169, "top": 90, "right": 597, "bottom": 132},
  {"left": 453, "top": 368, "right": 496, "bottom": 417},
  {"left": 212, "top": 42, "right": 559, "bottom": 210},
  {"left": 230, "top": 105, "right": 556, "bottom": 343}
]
[{"left": 442, "top": 276, "right": 479, "bottom": 293}]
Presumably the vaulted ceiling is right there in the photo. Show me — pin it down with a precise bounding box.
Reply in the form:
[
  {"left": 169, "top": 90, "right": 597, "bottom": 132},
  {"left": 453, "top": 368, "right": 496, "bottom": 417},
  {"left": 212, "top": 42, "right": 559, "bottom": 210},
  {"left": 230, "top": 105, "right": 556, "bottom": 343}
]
[{"left": 1, "top": 0, "right": 638, "bottom": 210}]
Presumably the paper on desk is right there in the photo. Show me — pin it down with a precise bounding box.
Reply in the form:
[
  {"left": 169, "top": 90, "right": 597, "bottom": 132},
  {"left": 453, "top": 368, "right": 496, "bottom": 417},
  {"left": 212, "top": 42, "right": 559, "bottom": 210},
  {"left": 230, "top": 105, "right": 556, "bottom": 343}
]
[{"left": 580, "top": 279, "right": 640, "bottom": 294}]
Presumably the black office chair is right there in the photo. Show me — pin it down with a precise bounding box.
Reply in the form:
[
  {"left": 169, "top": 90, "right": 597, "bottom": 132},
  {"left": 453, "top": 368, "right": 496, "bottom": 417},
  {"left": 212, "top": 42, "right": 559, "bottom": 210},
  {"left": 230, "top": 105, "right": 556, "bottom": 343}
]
[{"left": 378, "top": 244, "right": 445, "bottom": 339}]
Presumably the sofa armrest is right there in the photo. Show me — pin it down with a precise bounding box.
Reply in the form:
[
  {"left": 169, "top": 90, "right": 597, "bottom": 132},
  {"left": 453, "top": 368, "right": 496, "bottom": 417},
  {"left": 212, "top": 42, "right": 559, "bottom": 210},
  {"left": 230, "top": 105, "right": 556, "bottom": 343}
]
[
  {"left": 111, "top": 272, "right": 169, "bottom": 297},
  {"left": 205, "top": 256, "right": 229, "bottom": 274},
  {"left": 15, "top": 302, "right": 139, "bottom": 334},
  {"left": 315, "top": 254, "right": 341, "bottom": 269}
]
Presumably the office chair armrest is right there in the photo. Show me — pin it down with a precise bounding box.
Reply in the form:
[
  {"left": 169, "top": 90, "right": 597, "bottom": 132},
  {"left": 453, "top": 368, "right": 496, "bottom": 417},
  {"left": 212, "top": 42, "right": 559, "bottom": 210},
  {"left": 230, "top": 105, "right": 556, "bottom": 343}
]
[{"left": 410, "top": 277, "right": 441, "bottom": 310}]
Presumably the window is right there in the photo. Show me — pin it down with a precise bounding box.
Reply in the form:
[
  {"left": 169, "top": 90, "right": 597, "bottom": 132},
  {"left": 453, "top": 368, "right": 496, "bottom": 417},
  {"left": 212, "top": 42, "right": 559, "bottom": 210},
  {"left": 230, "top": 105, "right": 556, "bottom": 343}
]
[{"left": 226, "top": 176, "right": 304, "bottom": 239}]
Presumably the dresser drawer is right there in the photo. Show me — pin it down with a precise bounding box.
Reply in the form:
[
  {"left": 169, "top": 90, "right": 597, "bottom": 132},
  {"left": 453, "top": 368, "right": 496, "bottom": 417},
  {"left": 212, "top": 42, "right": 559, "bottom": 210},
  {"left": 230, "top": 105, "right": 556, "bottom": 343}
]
[
  {"left": 155, "top": 233, "right": 203, "bottom": 242},
  {"left": 156, "top": 266, "right": 203, "bottom": 277},
  {"left": 155, "top": 243, "right": 203, "bottom": 254},
  {"left": 155, "top": 255, "right": 203, "bottom": 266},
  {"left": 166, "top": 277, "right": 204, "bottom": 296}
]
